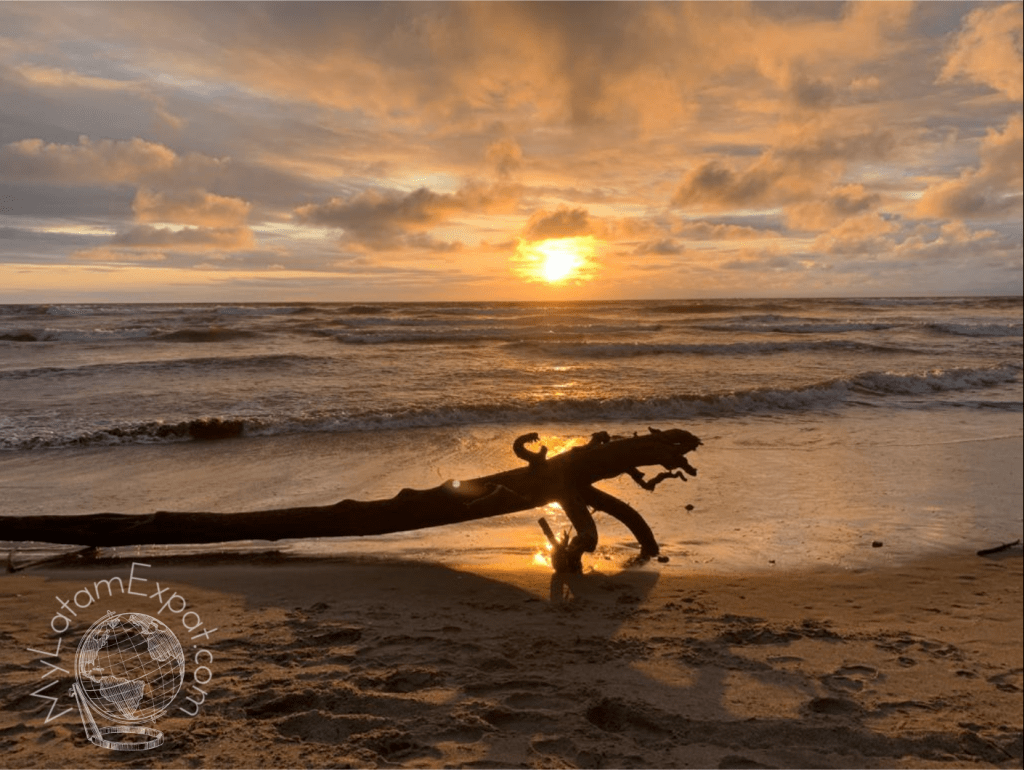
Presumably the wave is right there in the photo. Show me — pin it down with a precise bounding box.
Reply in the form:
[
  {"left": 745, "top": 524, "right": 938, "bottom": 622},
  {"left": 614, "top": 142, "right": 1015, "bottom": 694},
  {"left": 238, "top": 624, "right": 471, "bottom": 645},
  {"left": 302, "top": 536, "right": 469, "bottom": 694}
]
[
  {"left": 0, "top": 326, "right": 263, "bottom": 344},
  {"left": 842, "top": 296, "right": 1022, "bottom": 309},
  {"left": 213, "top": 305, "right": 317, "bottom": 317},
  {"left": 3, "top": 316, "right": 662, "bottom": 346},
  {"left": 698, "top": 320, "right": 898, "bottom": 334},
  {"left": 0, "top": 327, "right": 155, "bottom": 343},
  {"left": 697, "top": 318, "right": 1021, "bottom": 338},
  {"left": 3, "top": 418, "right": 247, "bottom": 450},
  {"left": 646, "top": 301, "right": 797, "bottom": 315},
  {"left": 0, "top": 353, "right": 325, "bottom": 382},
  {"left": 505, "top": 338, "right": 909, "bottom": 359},
  {"left": 323, "top": 323, "right": 662, "bottom": 345},
  {"left": 153, "top": 327, "right": 264, "bottom": 343},
  {"left": 326, "top": 330, "right": 511, "bottom": 345},
  {"left": 6, "top": 364, "right": 1017, "bottom": 451},
  {"left": 848, "top": 365, "right": 1021, "bottom": 395},
  {"left": 0, "top": 332, "right": 40, "bottom": 342},
  {"left": 342, "top": 304, "right": 390, "bottom": 315},
  {"left": 924, "top": 322, "right": 1023, "bottom": 338}
]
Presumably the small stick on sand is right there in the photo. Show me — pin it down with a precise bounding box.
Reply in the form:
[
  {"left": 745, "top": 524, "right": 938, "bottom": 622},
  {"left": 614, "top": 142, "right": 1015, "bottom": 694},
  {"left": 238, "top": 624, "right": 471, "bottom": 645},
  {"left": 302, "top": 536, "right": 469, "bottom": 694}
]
[{"left": 977, "top": 539, "right": 1021, "bottom": 556}]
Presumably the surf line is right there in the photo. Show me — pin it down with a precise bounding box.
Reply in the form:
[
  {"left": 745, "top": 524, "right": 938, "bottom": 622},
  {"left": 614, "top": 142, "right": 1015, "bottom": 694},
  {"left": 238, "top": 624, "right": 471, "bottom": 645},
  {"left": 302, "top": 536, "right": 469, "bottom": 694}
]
[{"left": 26, "top": 561, "right": 218, "bottom": 722}]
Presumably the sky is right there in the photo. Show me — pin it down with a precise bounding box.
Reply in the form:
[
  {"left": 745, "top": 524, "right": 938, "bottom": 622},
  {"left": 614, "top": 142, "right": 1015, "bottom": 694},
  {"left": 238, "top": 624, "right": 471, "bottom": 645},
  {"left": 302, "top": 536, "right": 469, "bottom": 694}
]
[{"left": 0, "top": 1, "right": 1021, "bottom": 303}]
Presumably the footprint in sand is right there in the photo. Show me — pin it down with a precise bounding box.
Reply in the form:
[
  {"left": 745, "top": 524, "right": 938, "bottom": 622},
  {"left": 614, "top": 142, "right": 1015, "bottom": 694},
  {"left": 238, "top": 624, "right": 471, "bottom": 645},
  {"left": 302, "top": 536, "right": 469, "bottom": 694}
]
[
  {"left": 988, "top": 668, "right": 1023, "bottom": 693},
  {"left": 822, "top": 664, "right": 880, "bottom": 693},
  {"left": 806, "top": 696, "right": 863, "bottom": 715}
]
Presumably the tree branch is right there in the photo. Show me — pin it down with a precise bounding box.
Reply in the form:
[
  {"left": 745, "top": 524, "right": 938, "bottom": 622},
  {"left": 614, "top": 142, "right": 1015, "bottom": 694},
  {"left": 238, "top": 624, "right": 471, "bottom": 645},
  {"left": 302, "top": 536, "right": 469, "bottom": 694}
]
[{"left": 1, "top": 427, "right": 701, "bottom": 572}]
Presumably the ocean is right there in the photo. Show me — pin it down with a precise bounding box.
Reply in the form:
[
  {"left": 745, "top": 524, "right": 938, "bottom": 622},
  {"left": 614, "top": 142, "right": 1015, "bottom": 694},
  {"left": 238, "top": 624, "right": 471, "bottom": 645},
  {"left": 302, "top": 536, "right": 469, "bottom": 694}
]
[{"left": 2, "top": 297, "right": 1021, "bottom": 572}]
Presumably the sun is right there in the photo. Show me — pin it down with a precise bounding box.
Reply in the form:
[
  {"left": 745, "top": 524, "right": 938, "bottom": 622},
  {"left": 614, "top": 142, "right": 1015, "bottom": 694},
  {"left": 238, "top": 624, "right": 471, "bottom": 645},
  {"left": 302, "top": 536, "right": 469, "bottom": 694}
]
[
  {"left": 538, "top": 239, "right": 582, "bottom": 282},
  {"left": 513, "top": 236, "right": 597, "bottom": 284}
]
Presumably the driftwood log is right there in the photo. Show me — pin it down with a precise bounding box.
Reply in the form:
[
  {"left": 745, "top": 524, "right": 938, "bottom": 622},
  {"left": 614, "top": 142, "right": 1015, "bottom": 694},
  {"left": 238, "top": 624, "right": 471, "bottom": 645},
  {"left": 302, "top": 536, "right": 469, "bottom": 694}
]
[{"left": 1, "top": 428, "right": 700, "bottom": 572}]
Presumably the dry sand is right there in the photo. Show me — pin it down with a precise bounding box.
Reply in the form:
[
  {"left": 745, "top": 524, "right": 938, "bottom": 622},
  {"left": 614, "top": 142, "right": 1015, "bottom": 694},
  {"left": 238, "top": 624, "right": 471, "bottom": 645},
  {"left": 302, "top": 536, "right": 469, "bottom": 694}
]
[{"left": 1, "top": 547, "right": 1021, "bottom": 769}]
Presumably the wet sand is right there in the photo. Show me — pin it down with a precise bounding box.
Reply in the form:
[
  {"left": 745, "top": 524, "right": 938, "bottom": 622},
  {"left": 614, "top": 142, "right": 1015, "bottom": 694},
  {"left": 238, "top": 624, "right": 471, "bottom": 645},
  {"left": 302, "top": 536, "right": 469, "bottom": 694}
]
[{"left": 1, "top": 547, "right": 1021, "bottom": 768}]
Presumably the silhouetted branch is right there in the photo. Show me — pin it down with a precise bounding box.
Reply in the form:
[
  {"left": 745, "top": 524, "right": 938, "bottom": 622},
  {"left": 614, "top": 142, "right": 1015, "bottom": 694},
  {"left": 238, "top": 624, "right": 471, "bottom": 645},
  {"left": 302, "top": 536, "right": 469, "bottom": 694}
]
[{"left": 1, "top": 427, "right": 701, "bottom": 573}]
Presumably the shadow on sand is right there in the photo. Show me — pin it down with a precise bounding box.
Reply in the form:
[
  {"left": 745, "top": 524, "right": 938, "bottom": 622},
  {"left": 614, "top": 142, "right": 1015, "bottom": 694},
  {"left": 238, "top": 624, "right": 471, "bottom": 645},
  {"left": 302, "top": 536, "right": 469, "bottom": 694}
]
[{"left": 2, "top": 549, "right": 1020, "bottom": 768}]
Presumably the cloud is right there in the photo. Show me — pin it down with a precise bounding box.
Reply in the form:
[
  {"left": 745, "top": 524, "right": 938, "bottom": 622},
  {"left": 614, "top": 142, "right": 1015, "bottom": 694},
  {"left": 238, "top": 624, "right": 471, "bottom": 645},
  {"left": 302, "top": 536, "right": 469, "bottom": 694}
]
[
  {"left": 812, "top": 212, "right": 898, "bottom": 255},
  {"left": 294, "top": 188, "right": 458, "bottom": 242},
  {"left": 773, "top": 129, "right": 896, "bottom": 172},
  {"left": 671, "top": 160, "right": 777, "bottom": 210},
  {"left": 0, "top": 135, "right": 223, "bottom": 187},
  {"left": 789, "top": 75, "right": 837, "bottom": 111},
  {"left": 892, "top": 221, "right": 1011, "bottom": 266},
  {"left": 938, "top": 220, "right": 998, "bottom": 244},
  {"left": 518, "top": 206, "right": 667, "bottom": 248},
  {"left": 916, "top": 114, "right": 1023, "bottom": 219},
  {"left": 1, "top": 135, "right": 176, "bottom": 184},
  {"left": 940, "top": 2, "right": 1023, "bottom": 101},
  {"left": 111, "top": 225, "right": 254, "bottom": 251},
  {"left": 29, "top": 1, "right": 913, "bottom": 135},
  {"left": 671, "top": 127, "right": 896, "bottom": 212},
  {"left": 404, "top": 233, "right": 464, "bottom": 253},
  {"left": 294, "top": 182, "right": 519, "bottom": 248},
  {"left": 785, "top": 184, "right": 881, "bottom": 231},
  {"left": 486, "top": 138, "right": 523, "bottom": 178},
  {"left": 0, "top": 180, "right": 134, "bottom": 219},
  {"left": 13, "top": 64, "right": 135, "bottom": 92},
  {"left": 633, "top": 239, "right": 684, "bottom": 256},
  {"left": 522, "top": 206, "right": 594, "bottom": 241},
  {"left": 72, "top": 225, "right": 255, "bottom": 261},
  {"left": 70, "top": 248, "right": 168, "bottom": 263},
  {"left": 0, "top": 3, "right": 1020, "bottom": 299},
  {"left": 674, "top": 220, "right": 781, "bottom": 241},
  {"left": 133, "top": 188, "right": 250, "bottom": 228}
]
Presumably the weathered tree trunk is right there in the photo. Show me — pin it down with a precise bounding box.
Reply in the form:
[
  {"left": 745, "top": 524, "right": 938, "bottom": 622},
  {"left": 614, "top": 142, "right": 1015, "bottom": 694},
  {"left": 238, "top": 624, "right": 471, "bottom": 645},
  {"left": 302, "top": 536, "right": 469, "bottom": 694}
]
[{"left": 1, "top": 428, "right": 700, "bottom": 572}]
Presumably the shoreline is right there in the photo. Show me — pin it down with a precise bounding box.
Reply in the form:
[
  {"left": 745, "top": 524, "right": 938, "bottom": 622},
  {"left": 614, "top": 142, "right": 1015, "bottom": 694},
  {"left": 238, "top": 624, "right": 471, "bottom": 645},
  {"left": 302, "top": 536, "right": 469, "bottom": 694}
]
[
  {"left": 2, "top": 547, "right": 1020, "bottom": 768},
  {"left": 3, "top": 425, "right": 1022, "bottom": 577}
]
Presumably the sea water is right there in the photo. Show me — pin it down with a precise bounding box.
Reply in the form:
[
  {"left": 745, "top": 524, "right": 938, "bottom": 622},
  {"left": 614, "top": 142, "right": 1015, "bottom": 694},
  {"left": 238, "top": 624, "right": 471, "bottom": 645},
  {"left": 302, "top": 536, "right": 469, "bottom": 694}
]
[{"left": 2, "top": 297, "right": 1021, "bottom": 572}]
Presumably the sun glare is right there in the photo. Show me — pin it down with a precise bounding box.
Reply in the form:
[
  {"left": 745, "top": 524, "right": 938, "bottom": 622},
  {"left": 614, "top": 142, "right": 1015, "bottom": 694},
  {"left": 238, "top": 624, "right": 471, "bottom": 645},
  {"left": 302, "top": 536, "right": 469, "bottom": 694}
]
[
  {"left": 540, "top": 240, "right": 581, "bottom": 282},
  {"left": 513, "top": 236, "right": 597, "bottom": 285}
]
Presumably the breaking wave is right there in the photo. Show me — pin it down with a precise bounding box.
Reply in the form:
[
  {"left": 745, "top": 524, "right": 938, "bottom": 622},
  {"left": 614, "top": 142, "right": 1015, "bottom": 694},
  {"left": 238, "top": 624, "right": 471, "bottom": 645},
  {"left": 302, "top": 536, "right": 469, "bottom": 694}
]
[
  {"left": 506, "top": 339, "right": 910, "bottom": 358},
  {"left": 5, "top": 364, "right": 1017, "bottom": 451}
]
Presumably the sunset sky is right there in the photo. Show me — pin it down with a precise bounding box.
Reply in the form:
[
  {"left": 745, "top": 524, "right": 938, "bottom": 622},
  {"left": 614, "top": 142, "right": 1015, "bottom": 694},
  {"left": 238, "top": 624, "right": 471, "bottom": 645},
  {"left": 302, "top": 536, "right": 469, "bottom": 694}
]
[{"left": 0, "top": 1, "right": 1021, "bottom": 302}]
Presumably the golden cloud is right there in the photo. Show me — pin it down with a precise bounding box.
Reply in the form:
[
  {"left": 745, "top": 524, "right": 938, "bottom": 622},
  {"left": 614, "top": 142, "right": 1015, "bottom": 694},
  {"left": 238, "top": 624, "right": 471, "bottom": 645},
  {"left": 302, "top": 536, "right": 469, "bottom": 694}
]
[
  {"left": 70, "top": 248, "right": 168, "bottom": 263},
  {"left": 0, "top": 135, "right": 224, "bottom": 187},
  {"left": 785, "top": 184, "right": 881, "bottom": 232},
  {"left": 72, "top": 225, "right": 255, "bottom": 261},
  {"left": 940, "top": 2, "right": 1023, "bottom": 101},
  {"left": 672, "top": 127, "right": 896, "bottom": 212},
  {"left": 673, "top": 221, "right": 782, "bottom": 241},
  {"left": 68, "top": 1, "right": 913, "bottom": 135},
  {"left": 133, "top": 188, "right": 251, "bottom": 228},
  {"left": 916, "top": 115, "right": 1023, "bottom": 219},
  {"left": 14, "top": 64, "right": 134, "bottom": 92},
  {"left": 1, "top": 136, "right": 177, "bottom": 184}
]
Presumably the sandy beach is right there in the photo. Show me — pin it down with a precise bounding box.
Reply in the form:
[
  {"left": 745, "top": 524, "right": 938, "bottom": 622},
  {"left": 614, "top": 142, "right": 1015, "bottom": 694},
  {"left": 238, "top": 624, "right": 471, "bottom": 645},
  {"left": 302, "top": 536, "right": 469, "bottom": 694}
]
[{"left": 1, "top": 546, "right": 1020, "bottom": 769}]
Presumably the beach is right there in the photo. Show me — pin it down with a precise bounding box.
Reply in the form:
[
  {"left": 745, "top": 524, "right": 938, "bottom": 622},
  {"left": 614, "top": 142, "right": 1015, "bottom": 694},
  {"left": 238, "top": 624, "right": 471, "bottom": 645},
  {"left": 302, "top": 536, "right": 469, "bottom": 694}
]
[
  {"left": 1, "top": 546, "right": 1021, "bottom": 769},
  {"left": 2, "top": 0, "right": 1023, "bottom": 762},
  {"left": 1, "top": 297, "right": 1021, "bottom": 767}
]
